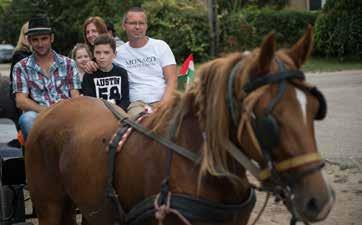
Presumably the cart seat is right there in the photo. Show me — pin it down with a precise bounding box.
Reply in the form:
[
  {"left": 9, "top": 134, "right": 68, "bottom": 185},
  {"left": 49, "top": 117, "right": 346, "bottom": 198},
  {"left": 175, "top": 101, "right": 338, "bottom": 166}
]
[{"left": 0, "top": 145, "right": 25, "bottom": 186}]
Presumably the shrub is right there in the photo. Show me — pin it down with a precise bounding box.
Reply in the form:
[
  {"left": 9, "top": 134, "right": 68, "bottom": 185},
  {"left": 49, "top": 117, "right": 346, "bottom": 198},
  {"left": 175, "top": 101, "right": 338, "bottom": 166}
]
[
  {"left": 142, "top": 1, "right": 210, "bottom": 62},
  {"left": 219, "top": 10, "right": 256, "bottom": 53},
  {"left": 314, "top": 0, "right": 362, "bottom": 60},
  {"left": 219, "top": 7, "right": 318, "bottom": 53}
]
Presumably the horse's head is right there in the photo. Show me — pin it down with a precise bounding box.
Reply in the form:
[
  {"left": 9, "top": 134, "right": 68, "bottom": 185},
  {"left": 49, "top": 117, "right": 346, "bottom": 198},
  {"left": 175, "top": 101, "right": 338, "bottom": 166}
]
[{"left": 192, "top": 25, "right": 334, "bottom": 223}]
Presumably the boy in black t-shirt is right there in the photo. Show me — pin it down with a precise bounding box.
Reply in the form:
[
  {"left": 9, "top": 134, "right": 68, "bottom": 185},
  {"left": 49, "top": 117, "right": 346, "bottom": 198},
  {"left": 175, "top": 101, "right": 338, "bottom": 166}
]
[{"left": 82, "top": 34, "right": 129, "bottom": 111}]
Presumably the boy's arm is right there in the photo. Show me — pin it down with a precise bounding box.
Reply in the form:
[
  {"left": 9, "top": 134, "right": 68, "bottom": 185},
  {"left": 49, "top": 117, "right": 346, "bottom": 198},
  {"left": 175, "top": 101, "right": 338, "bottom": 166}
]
[
  {"left": 119, "top": 69, "right": 130, "bottom": 111},
  {"left": 70, "top": 89, "right": 80, "bottom": 98},
  {"left": 81, "top": 74, "right": 96, "bottom": 97}
]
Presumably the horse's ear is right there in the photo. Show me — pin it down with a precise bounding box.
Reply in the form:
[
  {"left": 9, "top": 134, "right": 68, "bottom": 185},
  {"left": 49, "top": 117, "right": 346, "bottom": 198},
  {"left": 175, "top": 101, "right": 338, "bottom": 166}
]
[
  {"left": 254, "top": 32, "right": 276, "bottom": 76},
  {"left": 288, "top": 24, "right": 314, "bottom": 68}
]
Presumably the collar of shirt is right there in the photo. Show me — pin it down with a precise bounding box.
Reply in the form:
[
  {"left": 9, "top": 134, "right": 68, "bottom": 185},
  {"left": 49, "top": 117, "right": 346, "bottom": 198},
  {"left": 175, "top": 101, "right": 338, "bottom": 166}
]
[{"left": 26, "top": 50, "right": 65, "bottom": 72}]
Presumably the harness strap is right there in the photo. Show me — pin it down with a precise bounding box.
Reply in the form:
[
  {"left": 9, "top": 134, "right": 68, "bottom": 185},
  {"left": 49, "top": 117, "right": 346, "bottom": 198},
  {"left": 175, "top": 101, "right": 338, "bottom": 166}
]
[
  {"left": 227, "top": 61, "right": 244, "bottom": 126},
  {"left": 243, "top": 70, "right": 305, "bottom": 93},
  {"left": 259, "top": 152, "right": 322, "bottom": 181},
  {"left": 106, "top": 125, "right": 129, "bottom": 222},
  {"left": 103, "top": 100, "right": 200, "bottom": 163},
  {"left": 103, "top": 101, "right": 257, "bottom": 225},
  {"left": 82, "top": 124, "right": 129, "bottom": 221},
  {"left": 126, "top": 189, "right": 256, "bottom": 225},
  {"left": 226, "top": 141, "right": 263, "bottom": 180}
]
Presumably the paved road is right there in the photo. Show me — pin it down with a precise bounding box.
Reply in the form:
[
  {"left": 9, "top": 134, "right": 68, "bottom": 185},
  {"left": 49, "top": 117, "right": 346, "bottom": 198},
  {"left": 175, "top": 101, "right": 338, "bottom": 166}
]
[
  {"left": 1, "top": 63, "right": 361, "bottom": 162},
  {"left": 0, "top": 119, "right": 16, "bottom": 143},
  {"left": 308, "top": 70, "right": 362, "bottom": 162},
  {"left": 0, "top": 63, "right": 10, "bottom": 76}
]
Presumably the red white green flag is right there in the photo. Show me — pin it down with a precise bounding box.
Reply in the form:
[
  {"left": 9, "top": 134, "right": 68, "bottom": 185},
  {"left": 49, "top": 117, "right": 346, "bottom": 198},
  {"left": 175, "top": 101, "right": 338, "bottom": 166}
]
[{"left": 178, "top": 54, "right": 194, "bottom": 90}]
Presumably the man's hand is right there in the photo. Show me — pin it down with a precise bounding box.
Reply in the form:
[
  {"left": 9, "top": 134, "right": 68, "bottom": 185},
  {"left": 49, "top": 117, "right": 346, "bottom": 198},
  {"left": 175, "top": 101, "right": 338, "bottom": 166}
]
[
  {"left": 84, "top": 61, "right": 99, "bottom": 74},
  {"left": 15, "top": 93, "right": 46, "bottom": 113},
  {"left": 70, "top": 89, "right": 80, "bottom": 98}
]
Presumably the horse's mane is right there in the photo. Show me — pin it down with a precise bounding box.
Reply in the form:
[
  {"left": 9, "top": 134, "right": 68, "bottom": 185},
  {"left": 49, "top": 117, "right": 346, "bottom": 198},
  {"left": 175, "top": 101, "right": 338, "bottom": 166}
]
[{"left": 147, "top": 52, "right": 255, "bottom": 180}]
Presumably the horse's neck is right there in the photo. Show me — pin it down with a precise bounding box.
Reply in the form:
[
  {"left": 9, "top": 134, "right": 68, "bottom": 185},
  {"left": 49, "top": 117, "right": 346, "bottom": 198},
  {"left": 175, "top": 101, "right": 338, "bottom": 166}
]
[{"left": 173, "top": 114, "right": 251, "bottom": 203}]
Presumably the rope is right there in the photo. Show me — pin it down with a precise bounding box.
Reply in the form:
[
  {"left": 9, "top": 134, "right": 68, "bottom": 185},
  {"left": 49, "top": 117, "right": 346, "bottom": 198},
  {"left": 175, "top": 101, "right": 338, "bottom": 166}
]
[
  {"left": 250, "top": 192, "right": 270, "bottom": 225},
  {"left": 154, "top": 192, "right": 192, "bottom": 225}
]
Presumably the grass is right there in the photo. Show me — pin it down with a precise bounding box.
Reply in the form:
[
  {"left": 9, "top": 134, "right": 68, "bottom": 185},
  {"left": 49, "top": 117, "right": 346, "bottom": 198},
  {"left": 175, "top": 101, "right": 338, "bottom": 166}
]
[
  {"left": 302, "top": 57, "right": 362, "bottom": 72},
  {"left": 186, "top": 57, "right": 362, "bottom": 73}
]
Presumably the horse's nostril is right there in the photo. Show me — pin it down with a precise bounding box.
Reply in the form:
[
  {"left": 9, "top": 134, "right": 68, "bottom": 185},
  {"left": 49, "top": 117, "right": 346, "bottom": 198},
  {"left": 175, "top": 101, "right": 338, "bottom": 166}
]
[{"left": 306, "top": 197, "right": 320, "bottom": 212}]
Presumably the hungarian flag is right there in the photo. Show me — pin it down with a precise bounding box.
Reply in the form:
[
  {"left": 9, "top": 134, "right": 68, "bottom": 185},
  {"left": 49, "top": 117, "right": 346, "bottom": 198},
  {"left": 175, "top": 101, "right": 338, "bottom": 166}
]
[{"left": 178, "top": 54, "right": 194, "bottom": 90}]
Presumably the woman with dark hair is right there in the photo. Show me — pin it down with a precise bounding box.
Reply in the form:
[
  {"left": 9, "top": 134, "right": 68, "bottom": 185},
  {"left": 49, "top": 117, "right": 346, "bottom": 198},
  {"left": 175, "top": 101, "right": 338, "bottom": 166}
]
[{"left": 83, "top": 16, "right": 108, "bottom": 54}]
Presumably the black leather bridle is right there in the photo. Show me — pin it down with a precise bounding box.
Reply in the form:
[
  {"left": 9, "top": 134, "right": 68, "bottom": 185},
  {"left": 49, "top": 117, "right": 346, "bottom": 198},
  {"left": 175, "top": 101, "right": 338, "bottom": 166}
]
[{"left": 226, "top": 57, "right": 327, "bottom": 225}]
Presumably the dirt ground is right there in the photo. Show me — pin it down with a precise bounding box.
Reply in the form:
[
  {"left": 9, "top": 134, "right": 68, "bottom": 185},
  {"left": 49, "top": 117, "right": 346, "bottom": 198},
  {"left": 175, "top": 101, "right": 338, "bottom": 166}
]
[
  {"left": 249, "top": 161, "right": 362, "bottom": 225},
  {"left": 24, "top": 161, "right": 362, "bottom": 225}
]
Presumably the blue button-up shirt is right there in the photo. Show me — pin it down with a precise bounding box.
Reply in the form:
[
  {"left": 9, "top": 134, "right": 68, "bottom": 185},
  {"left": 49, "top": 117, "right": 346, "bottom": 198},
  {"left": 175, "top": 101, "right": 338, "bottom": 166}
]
[{"left": 12, "top": 50, "right": 81, "bottom": 107}]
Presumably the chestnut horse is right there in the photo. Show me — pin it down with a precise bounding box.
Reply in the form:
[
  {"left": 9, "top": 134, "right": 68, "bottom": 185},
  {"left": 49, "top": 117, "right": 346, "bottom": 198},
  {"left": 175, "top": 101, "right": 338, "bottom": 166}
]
[{"left": 25, "top": 26, "right": 334, "bottom": 225}]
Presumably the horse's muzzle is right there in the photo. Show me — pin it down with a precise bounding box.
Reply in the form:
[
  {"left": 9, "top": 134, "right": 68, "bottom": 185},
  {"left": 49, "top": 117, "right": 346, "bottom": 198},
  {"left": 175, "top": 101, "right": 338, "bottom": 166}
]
[{"left": 293, "top": 179, "right": 335, "bottom": 223}]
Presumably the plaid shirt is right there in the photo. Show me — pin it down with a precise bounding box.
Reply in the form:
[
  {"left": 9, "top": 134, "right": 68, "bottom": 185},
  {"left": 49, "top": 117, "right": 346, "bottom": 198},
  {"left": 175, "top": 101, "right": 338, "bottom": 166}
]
[{"left": 12, "top": 50, "right": 81, "bottom": 107}]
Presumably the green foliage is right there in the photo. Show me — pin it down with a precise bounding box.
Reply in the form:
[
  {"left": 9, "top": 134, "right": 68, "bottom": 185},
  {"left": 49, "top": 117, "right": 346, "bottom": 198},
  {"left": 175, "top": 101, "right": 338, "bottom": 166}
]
[
  {"left": 244, "top": 8, "right": 318, "bottom": 48},
  {"left": 217, "top": 0, "right": 248, "bottom": 12},
  {"left": 219, "top": 7, "right": 318, "bottom": 53},
  {"left": 142, "top": 0, "right": 210, "bottom": 62},
  {"left": 217, "top": 0, "right": 288, "bottom": 12},
  {"left": 1, "top": 0, "right": 357, "bottom": 62},
  {"left": 219, "top": 11, "right": 256, "bottom": 52},
  {"left": 303, "top": 56, "right": 362, "bottom": 72},
  {"left": 314, "top": 0, "right": 362, "bottom": 60},
  {"left": 0, "top": 0, "right": 124, "bottom": 55}
]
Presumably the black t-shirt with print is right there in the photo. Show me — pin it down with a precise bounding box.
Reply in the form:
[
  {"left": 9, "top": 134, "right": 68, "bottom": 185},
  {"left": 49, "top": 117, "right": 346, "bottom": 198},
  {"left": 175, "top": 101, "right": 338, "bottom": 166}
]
[{"left": 82, "top": 64, "right": 130, "bottom": 111}]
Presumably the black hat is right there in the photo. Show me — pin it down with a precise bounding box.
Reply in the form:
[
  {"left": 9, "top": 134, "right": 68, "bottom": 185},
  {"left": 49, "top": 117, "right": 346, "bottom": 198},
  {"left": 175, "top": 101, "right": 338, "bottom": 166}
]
[{"left": 26, "top": 15, "right": 53, "bottom": 36}]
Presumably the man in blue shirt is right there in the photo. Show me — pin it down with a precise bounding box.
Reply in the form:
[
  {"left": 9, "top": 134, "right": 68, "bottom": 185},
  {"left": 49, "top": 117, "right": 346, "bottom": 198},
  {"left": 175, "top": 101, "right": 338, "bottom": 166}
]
[{"left": 12, "top": 15, "right": 81, "bottom": 139}]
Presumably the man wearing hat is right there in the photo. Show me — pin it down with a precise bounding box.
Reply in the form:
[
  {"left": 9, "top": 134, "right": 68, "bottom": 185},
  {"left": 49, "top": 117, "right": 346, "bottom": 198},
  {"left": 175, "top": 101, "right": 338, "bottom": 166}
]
[{"left": 12, "top": 15, "right": 81, "bottom": 140}]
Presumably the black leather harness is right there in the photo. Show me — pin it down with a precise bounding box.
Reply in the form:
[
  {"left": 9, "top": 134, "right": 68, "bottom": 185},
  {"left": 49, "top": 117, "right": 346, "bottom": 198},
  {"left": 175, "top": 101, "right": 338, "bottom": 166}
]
[
  {"left": 102, "top": 100, "right": 256, "bottom": 225},
  {"left": 99, "top": 57, "right": 327, "bottom": 225}
]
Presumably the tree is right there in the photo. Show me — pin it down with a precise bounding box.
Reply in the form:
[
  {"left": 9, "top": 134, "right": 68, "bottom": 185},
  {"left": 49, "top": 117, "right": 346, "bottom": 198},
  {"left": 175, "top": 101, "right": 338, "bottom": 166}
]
[
  {"left": 0, "top": 0, "right": 124, "bottom": 54},
  {"left": 314, "top": 0, "right": 362, "bottom": 60},
  {"left": 217, "top": 0, "right": 287, "bottom": 12}
]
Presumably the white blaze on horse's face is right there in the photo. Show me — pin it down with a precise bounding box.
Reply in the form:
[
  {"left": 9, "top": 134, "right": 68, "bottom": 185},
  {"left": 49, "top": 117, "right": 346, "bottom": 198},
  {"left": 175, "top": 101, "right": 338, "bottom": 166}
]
[{"left": 295, "top": 88, "right": 307, "bottom": 124}]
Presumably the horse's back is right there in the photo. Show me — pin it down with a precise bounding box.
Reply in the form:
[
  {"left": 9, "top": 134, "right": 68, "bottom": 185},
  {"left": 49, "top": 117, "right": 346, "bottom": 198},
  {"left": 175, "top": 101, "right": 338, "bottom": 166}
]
[{"left": 25, "top": 96, "right": 122, "bottom": 223}]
